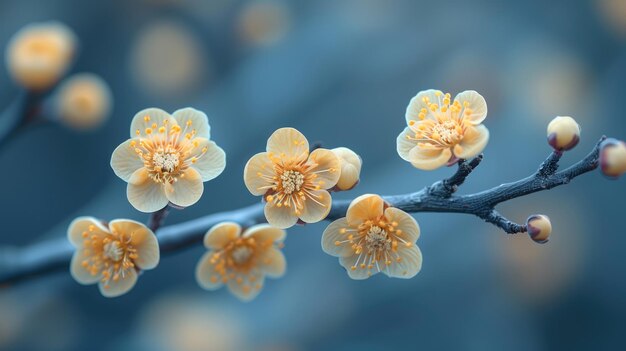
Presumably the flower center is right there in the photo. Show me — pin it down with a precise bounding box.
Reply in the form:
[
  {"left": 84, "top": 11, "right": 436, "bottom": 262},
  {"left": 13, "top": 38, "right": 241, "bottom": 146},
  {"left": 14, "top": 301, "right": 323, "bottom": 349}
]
[
  {"left": 280, "top": 170, "right": 304, "bottom": 194},
  {"left": 431, "top": 120, "right": 462, "bottom": 145},
  {"left": 230, "top": 246, "right": 253, "bottom": 265},
  {"left": 365, "top": 225, "right": 391, "bottom": 252},
  {"left": 152, "top": 149, "right": 180, "bottom": 173},
  {"left": 102, "top": 240, "right": 123, "bottom": 262},
  {"left": 79, "top": 226, "right": 139, "bottom": 289}
]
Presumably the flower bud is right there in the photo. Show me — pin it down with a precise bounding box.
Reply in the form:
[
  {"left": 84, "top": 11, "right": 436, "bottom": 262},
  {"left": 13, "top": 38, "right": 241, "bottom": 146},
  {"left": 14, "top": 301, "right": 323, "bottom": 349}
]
[
  {"left": 332, "top": 147, "right": 362, "bottom": 191},
  {"left": 547, "top": 116, "right": 580, "bottom": 151},
  {"left": 599, "top": 138, "right": 626, "bottom": 179},
  {"left": 5, "top": 22, "right": 77, "bottom": 91},
  {"left": 55, "top": 73, "right": 112, "bottom": 130},
  {"left": 526, "top": 214, "right": 552, "bottom": 243}
]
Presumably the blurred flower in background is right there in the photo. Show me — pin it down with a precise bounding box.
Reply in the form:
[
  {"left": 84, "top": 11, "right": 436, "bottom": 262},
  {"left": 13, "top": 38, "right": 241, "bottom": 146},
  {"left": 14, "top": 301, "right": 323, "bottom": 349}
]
[
  {"left": 129, "top": 20, "right": 210, "bottom": 100},
  {"left": 134, "top": 293, "right": 248, "bottom": 351},
  {"left": 5, "top": 21, "right": 76, "bottom": 91},
  {"left": 54, "top": 73, "right": 112, "bottom": 130},
  {"left": 236, "top": 1, "right": 291, "bottom": 48}
]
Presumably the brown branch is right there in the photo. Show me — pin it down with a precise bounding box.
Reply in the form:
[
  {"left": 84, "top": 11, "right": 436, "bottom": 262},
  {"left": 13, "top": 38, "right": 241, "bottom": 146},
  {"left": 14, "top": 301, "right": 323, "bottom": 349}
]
[{"left": 0, "top": 137, "right": 607, "bottom": 286}]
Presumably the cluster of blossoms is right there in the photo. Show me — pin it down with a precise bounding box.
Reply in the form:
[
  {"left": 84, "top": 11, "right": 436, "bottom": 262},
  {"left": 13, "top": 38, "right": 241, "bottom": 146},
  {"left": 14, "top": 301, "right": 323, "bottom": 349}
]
[
  {"left": 5, "top": 22, "right": 113, "bottom": 130},
  {"left": 64, "top": 88, "right": 626, "bottom": 300}
]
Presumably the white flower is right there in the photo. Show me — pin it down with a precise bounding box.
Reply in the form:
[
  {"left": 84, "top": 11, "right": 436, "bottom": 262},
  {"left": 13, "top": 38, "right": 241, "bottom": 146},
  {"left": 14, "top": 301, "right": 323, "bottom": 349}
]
[
  {"left": 111, "top": 108, "right": 226, "bottom": 213},
  {"left": 68, "top": 217, "right": 159, "bottom": 298}
]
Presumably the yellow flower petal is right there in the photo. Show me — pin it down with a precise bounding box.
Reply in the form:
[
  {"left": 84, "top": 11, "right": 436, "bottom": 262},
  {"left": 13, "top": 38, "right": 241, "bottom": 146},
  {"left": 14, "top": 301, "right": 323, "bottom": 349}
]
[
  {"left": 189, "top": 138, "right": 226, "bottom": 181},
  {"left": 203, "top": 222, "right": 241, "bottom": 249},
  {"left": 396, "top": 126, "right": 416, "bottom": 161},
  {"left": 264, "top": 203, "right": 298, "bottom": 229},
  {"left": 243, "top": 152, "right": 275, "bottom": 196},
  {"left": 384, "top": 207, "right": 420, "bottom": 243},
  {"left": 226, "top": 270, "right": 265, "bottom": 302},
  {"left": 405, "top": 89, "right": 444, "bottom": 124},
  {"left": 243, "top": 224, "right": 285, "bottom": 244},
  {"left": 339, "top": 255, "right": 374, "bottom": 280},
  {"left": 70, "top": 251, "right": 101, "bottom": 284},
  {"left": 408, "top": 146, "right": 452, "bottom": 171},
  {"left": 98, "top": 268, "right": 138, "bottom": 298},
  {"left": 299, "top": 189, "right": 332, "bottom": 224},
  {"left": 346, "top": 194, "right": 385, "bottom": 226},
  {"left": 109, "top": 219, "right": 159, "bottom": 270},
  {"left": 127, "top": 168, "right": 169, "bottom": 213},
  {"left": 307, "top": 148, "right": 340, "bottom": 190},
  {"left": 453, "top": 90, "right": 487, "bottom": 125},
  {"left": 266, "top": 127, "right": 309, "bottom": 162},
  {"left": 195, "top": 251, "right": 224, "bottom": 290},
  {"left": 385, "top": 246, "right": 422, "bottom": 279},
  {"left": 129, "top": 107, "right": 176, "bottom": 138},
  {"left": 172, "top": 107, "right": 211, "bottom": 138},
  {"left": 67, "top": 216, "right": 108, "bottom": 247},
  {"left": 321, "top": 218, "right": 354, "bottom": 258},
  {"left": 111, "top": 139, "right": 144, "bottom": 182},
  {"left": 453, "top": 125, "right": 489, "bottom": 159},
  {"left": 258, "top": 247, "right": 286, "bottom": 278},
  {"left": 164, "top": 167, "right": 204, "bottom": 208}
]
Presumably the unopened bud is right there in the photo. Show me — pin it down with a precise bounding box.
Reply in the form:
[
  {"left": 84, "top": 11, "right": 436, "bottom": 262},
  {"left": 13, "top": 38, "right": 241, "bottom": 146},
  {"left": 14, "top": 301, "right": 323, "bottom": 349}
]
[
  {"left": 332, "top": 147, "right": 362, "bottom": 191},
  {"left": 5, "top": 22, "right": 77, "bottom": 91},
  {"left": 547, "top": 116, "right": 580, "bottom": 151},
  {"left": 526, "top": 214, "right": 552, "bottom": 244},
  {"left": 599, "top": 138, "right": 626, "bottom": 179},
  {"left": 55, "top": 73, "right": 112, "bottom": 130}
]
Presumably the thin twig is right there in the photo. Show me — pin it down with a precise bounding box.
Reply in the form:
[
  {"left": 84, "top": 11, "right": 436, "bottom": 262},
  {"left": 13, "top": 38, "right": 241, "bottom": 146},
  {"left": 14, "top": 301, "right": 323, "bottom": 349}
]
[{"left": 0, "top": 137, "right": 608, "bottom": 286}]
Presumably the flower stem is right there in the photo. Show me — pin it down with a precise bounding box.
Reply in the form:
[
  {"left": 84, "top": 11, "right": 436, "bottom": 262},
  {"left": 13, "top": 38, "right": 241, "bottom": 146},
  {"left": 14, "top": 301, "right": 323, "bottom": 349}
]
[{"left": 147, "top": 206, "right": 170, "bottom": 233}]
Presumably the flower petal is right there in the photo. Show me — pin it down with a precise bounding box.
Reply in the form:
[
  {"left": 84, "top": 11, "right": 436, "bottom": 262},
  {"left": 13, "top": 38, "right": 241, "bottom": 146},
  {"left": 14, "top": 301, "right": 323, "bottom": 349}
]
[
  {"left": 98, "top": 269, "right": 138, "bottom": 298},
  {"left": 321, "top": 218, "right": 355, "bottom": 258},
  {"left": 346, "top": 194, "right": 385, "bottom": 226},
  {"left": 172, "top": 107, "right": 210, "bottom": 139},
  {"left": 266, "top": 127, "right": 309, "bottom": 162},
  {"left": 264, "top": 203, "right": 298, "bottom": 229},
  {"left": 129, "top": 108, "right": 176, "bottom": 138},
  {"left": 408, "top": 146, "right": 452, "bottom": 171},
  {"left": 453, "top": 125, "right": 489, "bottom": 160},
  {"left": 257, "top": 247, "right": 286, "bottom": 278},
  {"left": 244, "top": 224, "right": 286, "bottom": 244},
  {"left": 306, "top": 148, "right": 340, "bottom": 190},
  {"left": 385, "top": 246, "right": 422, "bottom": 279},
  {"left": 339, "top": 255, "right": 375, "bottom": 280},
  {"left": 227, "top": 270, "right": 265, "bottom": 302},
  {"left": 109, "top": 219, "right": 159, "bottom": 270},
  {"left": 127, "top": 168, "right": 169, "bottom": 213},
  {"left": 299, "top": 189, "right": 332, "bottom": 224},
  {"left": 453, "top": 90, "right": 487, "bottom": 125},
  {"left": 110, "top": 139, "right": 143, "bottom": 182},
  {"left": 396, "top": 126, "right": 417, "bottom": 161},
  {"left": 384, "top": 207, "right": 420, "bottom": 243},
  {"left": 204, "top": 222, "right": 241, "bottom": 250},
  {"left": 243, "top": 152, "right": 275, "bottom": 196},
  {"left": 195, "top": 251, "right": 224, "bottom": 290},
  {"left": 164, "top": 167, "right": 204, "bottom": 208},
  {"left": 405, "top": 89, "right": 444, "bottom": 124},
  {"left": 67, "top": 216, "right": 108, "bottom": 247},
  {"left": 70, "top": 251, "right": 101, "bottom": 285},
  {"left": 189, "top": 139, "right": 226, "bottom": 181}
]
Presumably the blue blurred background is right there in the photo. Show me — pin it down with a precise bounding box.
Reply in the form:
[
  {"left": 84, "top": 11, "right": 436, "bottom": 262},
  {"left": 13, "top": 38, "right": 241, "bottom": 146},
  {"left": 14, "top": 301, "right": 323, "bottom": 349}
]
[{"left": 1, "top": 0, "right": 626, "bottom": 350}]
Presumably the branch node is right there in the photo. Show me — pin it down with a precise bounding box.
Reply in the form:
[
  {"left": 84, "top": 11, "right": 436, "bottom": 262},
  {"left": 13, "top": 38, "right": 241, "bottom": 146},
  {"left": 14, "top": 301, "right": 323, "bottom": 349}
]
[{"left": 431, "top": 154, "right": 483, "bottom": 197}]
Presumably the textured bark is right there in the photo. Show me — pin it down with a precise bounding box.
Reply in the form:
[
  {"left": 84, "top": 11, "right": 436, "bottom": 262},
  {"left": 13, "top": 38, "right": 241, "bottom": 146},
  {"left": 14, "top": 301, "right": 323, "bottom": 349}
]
[{"left": 0, "top": 137, "right": 606, "bottom": 286}]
